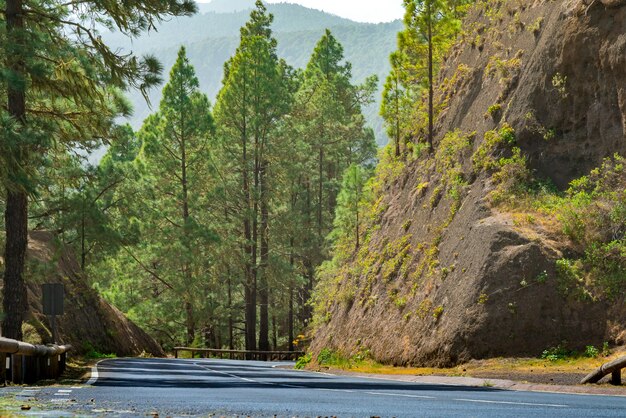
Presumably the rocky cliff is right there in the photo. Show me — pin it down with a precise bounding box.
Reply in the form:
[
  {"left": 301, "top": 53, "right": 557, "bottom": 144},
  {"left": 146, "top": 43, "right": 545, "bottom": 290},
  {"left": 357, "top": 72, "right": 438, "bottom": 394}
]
[
  {"left": 311, "top": 0, "right": 626, "bottom": 366},
  {"left": 1, "top": 231, "right": 164, "bottom": 357}
]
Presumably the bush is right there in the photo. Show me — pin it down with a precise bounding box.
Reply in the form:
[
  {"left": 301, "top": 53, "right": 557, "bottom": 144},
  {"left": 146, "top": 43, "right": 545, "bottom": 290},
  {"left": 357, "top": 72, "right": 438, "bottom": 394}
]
[
  {"left": 295, "top": 353, "right": 312, "bottom": 370},
  {"left": 584, "top": 345, "right": 599, "bottom": 358},
  {"left": 541, "top": 345, "right": 572, "bottom": 362},
  {"left": 84, "top": 342, "right": 116, "bottom": 359}
]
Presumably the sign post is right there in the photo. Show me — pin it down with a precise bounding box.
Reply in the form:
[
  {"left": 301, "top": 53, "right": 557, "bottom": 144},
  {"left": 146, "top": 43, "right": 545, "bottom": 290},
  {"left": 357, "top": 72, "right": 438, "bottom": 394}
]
[{"left": 42, "top": 283, "right": 64, "bottom": 344}]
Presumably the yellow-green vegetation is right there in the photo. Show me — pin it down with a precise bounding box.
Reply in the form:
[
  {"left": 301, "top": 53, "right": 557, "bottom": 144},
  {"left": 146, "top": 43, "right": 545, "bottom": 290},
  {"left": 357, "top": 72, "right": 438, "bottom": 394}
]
[
  {"left": 528, "top": 17, "right": 544, "bottom": 35},
  {"left": 483, "top": 129, "right": 625, "bottom": 301},
  {"left": 552, "top": 72, "right": 568, "bottom": 98},
  {"left": 485, "top": 51, "right": 524, "bottom": 86},
  {"left": 470, "top": 123, "right": 624, "bottom": 301},
  {"left": 486, "top": 103, "right": 502, "bottom": 119},
  {"left": 432, "top": 305, "right": 445, "bottom": 320},
  {"left": 435, "top": 130, "right": 475, "bottom": 216},
  {"left": 304, "top": 346, "right": 626, "bottom": 382}
]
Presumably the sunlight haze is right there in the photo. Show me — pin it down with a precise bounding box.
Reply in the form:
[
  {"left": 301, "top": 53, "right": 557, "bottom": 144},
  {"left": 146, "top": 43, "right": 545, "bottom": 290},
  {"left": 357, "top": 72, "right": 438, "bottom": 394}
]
[{"left": 197, "top": 0, "right": 405, "bottom": 23}]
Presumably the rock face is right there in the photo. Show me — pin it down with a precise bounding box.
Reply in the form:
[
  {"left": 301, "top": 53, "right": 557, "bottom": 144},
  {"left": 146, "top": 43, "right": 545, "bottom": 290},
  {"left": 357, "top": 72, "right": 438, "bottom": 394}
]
[
  {"left": 2, "top": 231, "right": 164, "bottom": 357},
  {"left": 310, "top": 0, "right": 626, "bottom": 366}
]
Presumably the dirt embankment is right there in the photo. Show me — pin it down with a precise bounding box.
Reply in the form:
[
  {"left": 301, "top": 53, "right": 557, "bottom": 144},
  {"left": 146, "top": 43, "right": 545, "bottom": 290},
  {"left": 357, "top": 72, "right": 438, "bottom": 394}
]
[
  {"left": 1, "top": 231, "right": 164, "bottom": 357},
  {"left": 311, "top": 0, "right": 626, "bottom": 366}
]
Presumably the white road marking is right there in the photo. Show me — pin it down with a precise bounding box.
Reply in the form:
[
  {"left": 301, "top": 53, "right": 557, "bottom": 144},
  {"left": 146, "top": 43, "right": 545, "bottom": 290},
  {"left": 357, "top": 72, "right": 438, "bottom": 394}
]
[
  {"left": 86, "top": 359, "right": 107, "bottom": 385},
  {"left": 197, "top": 364, "right": 257, "bottom": 383},
  {"left": 57, "top": 390, "right": 72, "bottom": 393},
  {"left": 366, "top": 391, "right": 435, "bottom": 399},
  {"left": 454, "top": 398, "right": 568, "bottom": 408},
  {"left": 54, "top": 393, "right": 70, "bottom": 396}
]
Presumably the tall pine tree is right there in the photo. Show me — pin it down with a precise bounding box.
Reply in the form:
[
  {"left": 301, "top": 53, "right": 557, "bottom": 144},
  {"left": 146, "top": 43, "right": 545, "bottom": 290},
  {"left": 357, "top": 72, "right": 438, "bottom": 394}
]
[
  {"left": 214, "top": 0, "right": 292, "bottom": 352},
  {"left": 139, "top": 46, "right": 215, "bottom": 345},
  {"left": 0, "top": 0, "right": 196, "bottom": 340}
]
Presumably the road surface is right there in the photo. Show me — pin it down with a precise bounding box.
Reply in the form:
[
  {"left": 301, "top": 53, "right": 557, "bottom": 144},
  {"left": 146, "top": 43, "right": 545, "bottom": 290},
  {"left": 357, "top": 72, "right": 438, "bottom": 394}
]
[{"left": 10, "top": 358, "right": 626, "bottom": 417}]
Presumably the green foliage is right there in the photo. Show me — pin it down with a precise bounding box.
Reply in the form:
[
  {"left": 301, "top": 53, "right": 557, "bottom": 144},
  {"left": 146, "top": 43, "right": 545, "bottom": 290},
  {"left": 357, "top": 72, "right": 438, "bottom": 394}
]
[
  {"left": 330, "top": 165, "right": 374, "bottom": 255},
  {"left": 472, "top": 124, "right": 517, "bottom": 173},
  {"left": 317, "top": 348, "right": 340, "bottom": 366},
  {"left": 84, "top": 343, "right": 117, "bottom": 359},
  {"left": 552, "top": 73, "right": 568, "bottom": 99},
  {"left": 383, "top": 0, "right": 471, "bottom": 152},
  {"left": 316, "top": 347, "right": 372, "bottom": 369},
  {"left": 295, "top": 353, "right": 312, "bottom": 369},
  {"left": 432, "top": 305, "right": 444, "bottom": 320},
  {"left": 486, "top": 103, "right": 502, "bottom": 119},
  {"left": 528, "top": 17, "right": 544, "bottom": 35},
  {"left": 584, "top": 345, "right": 599, "bottom": 358},
  {"left": 485, "top": 52, "right": 523, "bottom": 86},
  {"left": 535, "top": 270, "right": 548, "bottom": 284},
  {"left": 541, "top": 345, "right": 573, "bottom": 362}
]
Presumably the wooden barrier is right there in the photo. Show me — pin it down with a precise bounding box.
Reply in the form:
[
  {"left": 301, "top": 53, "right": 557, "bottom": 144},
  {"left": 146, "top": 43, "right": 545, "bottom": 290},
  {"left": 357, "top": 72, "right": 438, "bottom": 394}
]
[
  {"left": 0, "top": 337, "right": 71, "bottom": 384},
  {"left": 174, "top": 347, "right": 304, "bottom": 361},
  {"left": 581, "top": 356, "right": 626, "bottom": 385}
]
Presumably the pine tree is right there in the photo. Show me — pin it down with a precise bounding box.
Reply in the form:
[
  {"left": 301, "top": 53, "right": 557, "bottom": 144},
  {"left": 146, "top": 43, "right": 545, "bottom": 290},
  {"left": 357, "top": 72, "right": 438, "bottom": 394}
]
[
  {"left": 139, "top": 46, "right": 215, "bottom": 346},
  {"left": 401, "top": 0, "right": 470, "bottom": 153},
  {"left": 291, "top": 30, "right": 377, "bottom": 322},
  {"left": 0, "top": 0, "right": 196, "bottom": 340},
  {"left": 381, "top": 52, "right": 407, "bottom": 158},
  {"left": 214, "top": 0, "right": 292, "bottom": 352},
  {"left": 330, "top": 164, "right": 372, "bottom": 253}
]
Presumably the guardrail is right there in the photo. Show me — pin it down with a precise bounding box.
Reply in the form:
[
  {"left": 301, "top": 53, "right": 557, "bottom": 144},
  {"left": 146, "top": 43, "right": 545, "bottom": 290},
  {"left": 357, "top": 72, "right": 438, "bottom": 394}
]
[
  {"left": 0, "top": 337, "right": 71, "bottom": 384},
  {"left": 174, "top": 347, "right": 304, "bottom": 361},
  {"left": 581, "top": 356, "right": 626, "bottom": 385}
]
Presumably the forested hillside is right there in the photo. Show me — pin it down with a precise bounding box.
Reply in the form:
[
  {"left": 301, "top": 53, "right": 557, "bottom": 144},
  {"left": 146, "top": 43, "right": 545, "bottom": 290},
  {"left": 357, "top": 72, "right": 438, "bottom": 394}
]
[
  {"left": 103, "top": 1, "right": 401, "bottom": 145},
  {"left": 2, "top": 0, "right": 623, "bottom": 366},
  {"left": 311, "top": 0, "right": 626, "bottom": 366},
  {"left": 0, "top": 1, "right": 377, "bottom": 353}
]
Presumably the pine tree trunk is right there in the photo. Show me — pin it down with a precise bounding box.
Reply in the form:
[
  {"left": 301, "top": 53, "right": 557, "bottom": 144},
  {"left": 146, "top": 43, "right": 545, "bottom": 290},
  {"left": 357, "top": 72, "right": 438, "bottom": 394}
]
[
  {"left": 395, "top": 76, "right": 401, "bottom": 157},
  {"left": 3, "top": 191, "right": 28, "bottom": 341},
  {"left": 288, "top": 236, "right": 295, "bottom": 352},
  {"left": 2, "top": 0, "right": 28, "bottom": 341},
  {"left": 227, "top": 273, "right": 234, "bottom": 350},
  {"left": 185, "top": 300, "right": 195, "bottom": 346},
  {"left": 242, "top": 121, "right": 257, "bottom": 354},
  {"left": 427, "top": 1, "right": 434, "bottom": 154},
  {"left": 317, "top": 147, "right": 324, "bottom": 245},
  {"left": 258, "top": 161, "right": 270, "bottom": 351}
]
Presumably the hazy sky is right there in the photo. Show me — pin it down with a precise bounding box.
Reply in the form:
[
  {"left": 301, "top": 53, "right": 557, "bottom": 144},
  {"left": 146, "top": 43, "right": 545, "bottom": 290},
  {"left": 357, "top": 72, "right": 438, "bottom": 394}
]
[{"left": 198, "top": 0, "right": 405, "bottom": 23}]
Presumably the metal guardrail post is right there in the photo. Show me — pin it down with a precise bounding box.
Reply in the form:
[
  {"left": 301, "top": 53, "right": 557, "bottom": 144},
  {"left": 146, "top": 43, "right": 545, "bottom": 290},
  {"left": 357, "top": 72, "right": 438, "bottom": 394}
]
[
  {"left": 60, "top": 352, "right": 67, "bottom": 374},
  {"left": 12, "top": 355, "right": 23, "bottom": 384},
  {"left": 612, "top": 370, "right": 621, "bottom": 385},
  {"left": 0, "top": 353, "right": 6, "bottom": 384}
]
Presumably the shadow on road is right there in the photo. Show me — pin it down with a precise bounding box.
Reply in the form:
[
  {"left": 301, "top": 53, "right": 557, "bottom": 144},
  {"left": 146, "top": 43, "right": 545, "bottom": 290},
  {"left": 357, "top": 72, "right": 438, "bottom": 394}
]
[{"left": 91, "top": 358, "right": 503, "bottom": 393}]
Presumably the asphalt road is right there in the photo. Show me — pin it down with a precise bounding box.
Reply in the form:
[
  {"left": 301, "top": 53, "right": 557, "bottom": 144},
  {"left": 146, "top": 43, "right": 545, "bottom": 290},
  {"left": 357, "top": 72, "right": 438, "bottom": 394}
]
[{"left": 14, "top": 358, "right": 626, "bottom": 417}]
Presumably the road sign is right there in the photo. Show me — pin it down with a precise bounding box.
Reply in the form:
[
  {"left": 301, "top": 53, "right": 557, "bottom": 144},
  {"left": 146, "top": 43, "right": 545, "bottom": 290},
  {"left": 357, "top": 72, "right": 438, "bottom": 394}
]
[
  {"left": 42, "top": 283, "right": 64, "bottom": 344},
  {"left": 42, "top": 283, "right": 64, "bottom": 316}
]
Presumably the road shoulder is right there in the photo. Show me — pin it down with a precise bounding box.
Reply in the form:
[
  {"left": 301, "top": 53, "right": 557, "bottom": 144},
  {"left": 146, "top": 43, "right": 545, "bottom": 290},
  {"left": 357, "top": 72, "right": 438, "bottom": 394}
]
[{"left": 294, "top": 367, "right": 626, "bottom": 397}]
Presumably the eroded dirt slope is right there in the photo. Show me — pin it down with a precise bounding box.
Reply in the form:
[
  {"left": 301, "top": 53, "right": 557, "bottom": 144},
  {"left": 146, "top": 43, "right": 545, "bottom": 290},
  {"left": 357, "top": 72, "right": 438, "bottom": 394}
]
[
  {"left": 311, "top": 0, "right": 626, "bottom": 366},
  {"left": 2, "top": 231, "right": 164, "bottom": 357}
]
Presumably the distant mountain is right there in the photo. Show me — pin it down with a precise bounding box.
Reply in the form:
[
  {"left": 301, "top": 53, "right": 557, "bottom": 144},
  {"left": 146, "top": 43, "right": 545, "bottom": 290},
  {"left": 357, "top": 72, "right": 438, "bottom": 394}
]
[
  {"left": 197, "top": 0, "right": 256, "bottom": 14},
  {"left": 103, "top": 2, "right": 401, "bottom": 146}
]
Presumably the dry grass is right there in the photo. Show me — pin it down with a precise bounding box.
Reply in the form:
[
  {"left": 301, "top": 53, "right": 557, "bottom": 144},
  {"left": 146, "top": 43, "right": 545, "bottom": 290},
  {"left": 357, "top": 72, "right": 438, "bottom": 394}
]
[{"left": 311, "top": 349, "right": 626, "bottom": 384}]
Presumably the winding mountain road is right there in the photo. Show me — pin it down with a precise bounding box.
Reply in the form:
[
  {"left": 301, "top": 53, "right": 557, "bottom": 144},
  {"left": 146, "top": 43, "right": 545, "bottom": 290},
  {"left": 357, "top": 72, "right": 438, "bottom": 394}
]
[{"left": 13, "top": 358, "right": 626, "bottom": 417}]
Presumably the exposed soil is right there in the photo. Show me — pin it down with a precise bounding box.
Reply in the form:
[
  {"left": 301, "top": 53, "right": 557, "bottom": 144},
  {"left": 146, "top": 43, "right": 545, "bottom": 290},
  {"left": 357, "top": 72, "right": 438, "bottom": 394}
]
[{"left": 310, "top": 0, "right": 626, "bottom": 366}]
